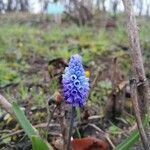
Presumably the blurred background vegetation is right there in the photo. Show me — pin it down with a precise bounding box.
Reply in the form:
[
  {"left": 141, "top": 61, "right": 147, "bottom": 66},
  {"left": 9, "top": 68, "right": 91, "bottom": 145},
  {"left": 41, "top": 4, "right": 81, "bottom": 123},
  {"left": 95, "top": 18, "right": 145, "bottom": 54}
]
[{"left": 0, "top": 0, "right": 150, "bottom": 149}]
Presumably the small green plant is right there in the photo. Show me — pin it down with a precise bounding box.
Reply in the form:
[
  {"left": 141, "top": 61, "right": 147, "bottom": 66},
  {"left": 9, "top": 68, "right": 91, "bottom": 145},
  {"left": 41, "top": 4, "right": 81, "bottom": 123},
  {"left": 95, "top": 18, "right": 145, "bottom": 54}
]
[
  {"left": 12, "top": 102, "right": 53, "bottom": 150},
  {"left": 115, "top": 115, "right": 148, "bottom": 150},
  {"left": 0, "top": 61, "right": 19, "bottom": 87}
]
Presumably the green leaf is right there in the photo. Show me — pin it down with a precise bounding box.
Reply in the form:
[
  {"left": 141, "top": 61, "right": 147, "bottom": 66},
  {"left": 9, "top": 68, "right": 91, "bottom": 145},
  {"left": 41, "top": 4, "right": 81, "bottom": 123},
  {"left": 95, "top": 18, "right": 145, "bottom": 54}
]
[
  {"left": 115, "top": 129, "right": 140, "bottom": 150},
  {"left": 12, "top": 102, "right": 38, "bottom": 138},
  {"left": 108, "top": 124, "right": 122, "bottom": 135},
  {"left": 76, "top": 107, "right": 81, "bottom": 123},
  {"left": 115, "top": 115, "right": 148, "bottom": 150},
  {"left": 31, "top": 135, "right": 53, "bottom": 150},
  {"left": 12, "top": 102, "right": 53, "bottom": 150}
]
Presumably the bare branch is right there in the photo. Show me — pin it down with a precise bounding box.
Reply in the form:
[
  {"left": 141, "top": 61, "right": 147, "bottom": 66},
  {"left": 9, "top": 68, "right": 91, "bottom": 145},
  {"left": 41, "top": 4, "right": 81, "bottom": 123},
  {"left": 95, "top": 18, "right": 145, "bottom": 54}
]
[
  {"left": 122, "top": 0, "right": 150, "bottom": 149},
  {"left": 0, "top": 94, "right": 13, "bottom": 115},
  {"left": 122, "top": 0, "right": 149, "bottom": 115},
  {"left": 122, "top": 0, "right": 145, "bottom": 80},
  {"left": 130, "top": 79, "right": 149, "bottom": 150}
]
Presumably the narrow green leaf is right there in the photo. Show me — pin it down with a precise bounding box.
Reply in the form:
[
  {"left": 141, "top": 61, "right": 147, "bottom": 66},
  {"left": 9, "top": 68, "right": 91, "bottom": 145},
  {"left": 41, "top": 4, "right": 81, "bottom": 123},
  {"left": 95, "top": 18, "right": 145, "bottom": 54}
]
[
  {"left": 12, "top": 102, "right": 53, "bottom": 149},
  {"left": 115, "top": 129, "right": 140, "bottom": 150},
  {"left": 76, "top": 107, "right": 81, "bottom": 123},
  {"left": 115, "top": 115, "right": 148, "bottom": 150},
  {"left": 31, "top": 135, "right": 53, "bottom": 150},
  {"left": 12, "top": 102, "right": 38, "bottom": 138}
]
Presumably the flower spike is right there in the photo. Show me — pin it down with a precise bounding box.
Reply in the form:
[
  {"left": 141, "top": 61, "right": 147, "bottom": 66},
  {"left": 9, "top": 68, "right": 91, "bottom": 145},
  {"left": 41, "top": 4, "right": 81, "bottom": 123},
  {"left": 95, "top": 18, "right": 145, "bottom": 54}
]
[{"left": 62, "top": 54, "right": 89, "bottom": 107}]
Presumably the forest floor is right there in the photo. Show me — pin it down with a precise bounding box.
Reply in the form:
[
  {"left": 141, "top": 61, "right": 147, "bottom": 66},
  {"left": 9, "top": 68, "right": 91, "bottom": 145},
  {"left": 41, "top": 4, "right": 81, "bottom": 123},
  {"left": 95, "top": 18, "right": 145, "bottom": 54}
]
[{"left": 0, "top": 13, "right": 150, "bottom": 150}]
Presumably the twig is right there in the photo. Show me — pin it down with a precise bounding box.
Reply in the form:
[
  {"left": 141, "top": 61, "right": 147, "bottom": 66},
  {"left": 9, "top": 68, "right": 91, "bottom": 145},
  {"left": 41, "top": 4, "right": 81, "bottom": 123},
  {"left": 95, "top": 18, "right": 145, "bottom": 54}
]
[
  {"left": 0, "top": 94, "right": 13, "bottom": 115},
  {"left": 91, "top": 67, "right": 101, "bottom": 88},
  {"left": 128, "top": 123, "right": 137, "bottom": 134},
  {"left": 0, "top": 130, "right": 12, "bottom": 134},
  {"left": 59, "top": 106, "right": 68, "bottom": 150},
  {"left": 130, "top": 79, "right": 149, "bottom": 150},
  {"left": 0, "top": 123, "right": 60, "bottom": 141},
  {"left": 46, "top": 105, "right": 57, "bottom": 135},
  {"left": 88, "top": 123, "right": 115, "bottom": 149}
]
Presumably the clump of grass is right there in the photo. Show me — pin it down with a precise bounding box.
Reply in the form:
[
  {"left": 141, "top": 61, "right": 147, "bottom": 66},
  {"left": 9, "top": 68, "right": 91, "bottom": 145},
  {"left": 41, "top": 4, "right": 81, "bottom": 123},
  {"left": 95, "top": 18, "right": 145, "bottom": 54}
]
[{"left": 0, "top": 61, "right": 19, "bottom": 87}]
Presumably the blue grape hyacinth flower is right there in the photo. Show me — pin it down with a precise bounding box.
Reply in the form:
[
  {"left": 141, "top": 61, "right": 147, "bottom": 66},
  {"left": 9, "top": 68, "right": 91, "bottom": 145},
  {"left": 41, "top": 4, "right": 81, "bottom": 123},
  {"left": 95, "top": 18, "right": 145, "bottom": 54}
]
[{"left": 62, "top": 54, "right": 89, "bottom": 107}]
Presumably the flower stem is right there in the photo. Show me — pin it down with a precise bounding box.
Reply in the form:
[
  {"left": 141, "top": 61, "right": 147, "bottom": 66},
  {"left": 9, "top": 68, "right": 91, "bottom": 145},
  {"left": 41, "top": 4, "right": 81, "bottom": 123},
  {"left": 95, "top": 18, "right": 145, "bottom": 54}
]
[{"left": 67, "top": 106, "right": 76, "bottom": 150}]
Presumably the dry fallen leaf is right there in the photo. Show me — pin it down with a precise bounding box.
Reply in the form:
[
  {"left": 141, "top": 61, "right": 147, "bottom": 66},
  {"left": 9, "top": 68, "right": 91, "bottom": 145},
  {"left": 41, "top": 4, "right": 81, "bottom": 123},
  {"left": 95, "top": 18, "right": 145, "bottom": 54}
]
[{"left": 71, "top": 137, "right": 109, "bottom": 150}]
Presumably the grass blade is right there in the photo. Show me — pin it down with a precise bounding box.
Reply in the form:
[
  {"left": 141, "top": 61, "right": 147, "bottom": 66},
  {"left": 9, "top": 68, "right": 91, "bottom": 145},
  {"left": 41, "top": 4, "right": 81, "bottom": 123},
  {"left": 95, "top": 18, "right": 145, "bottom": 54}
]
[
  {"left": 115, "top": 115, "right": 148, "bottom": 150},
  {"left": 12, "top": 102, "right": 38, "bottom": 138},
  {"left": 31, "top": 135, "right": 53, "bottom": 150}
]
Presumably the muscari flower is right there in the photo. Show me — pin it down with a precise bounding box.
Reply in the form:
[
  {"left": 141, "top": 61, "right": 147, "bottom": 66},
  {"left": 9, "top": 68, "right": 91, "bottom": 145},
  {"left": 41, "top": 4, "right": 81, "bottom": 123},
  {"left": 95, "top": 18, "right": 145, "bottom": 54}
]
[{"left": 62, "top": 54, "right": 89, "bottom": 107}]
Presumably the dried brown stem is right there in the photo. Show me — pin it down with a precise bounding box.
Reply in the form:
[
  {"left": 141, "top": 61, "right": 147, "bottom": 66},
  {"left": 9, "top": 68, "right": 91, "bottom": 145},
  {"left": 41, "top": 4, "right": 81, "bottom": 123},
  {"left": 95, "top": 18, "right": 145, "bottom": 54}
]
[
  {"left": 58, "top": 106, "right": 68, "bottom": 150},
  {"left": 130, "top": 79, "right": 149, "bottom": 150},
  {"left": 46, "top": 105, "right": 57, "bottom": 136},
  {"left": 91, "top": 67, "right": 101, "bottom": 88},
  {"left": 122, "top": 0, "right": 149, "bottom": 114},
  {"left": 122, "top": 0, "right": 150, "bottom": 149},
  {"left": 0, "top": 123, "right": 60, "bottom": 141},
  {"left": 88, "top": 123, "right": 115, "bottom": 149},
  {"left": 0, "top": 94, "right": 13, "bottom": 115}
]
